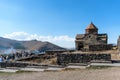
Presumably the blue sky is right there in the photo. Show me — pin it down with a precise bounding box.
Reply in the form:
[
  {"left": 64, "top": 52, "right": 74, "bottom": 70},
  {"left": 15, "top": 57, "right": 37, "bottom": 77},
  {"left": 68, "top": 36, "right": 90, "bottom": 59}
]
[{"left": 0, "top": 0, "right": 120, "bottom": 48}]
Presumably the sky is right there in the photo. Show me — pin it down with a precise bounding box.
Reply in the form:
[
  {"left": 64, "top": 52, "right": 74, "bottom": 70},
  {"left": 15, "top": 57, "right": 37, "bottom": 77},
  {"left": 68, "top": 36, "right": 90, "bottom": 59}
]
[{"left": 0, "top": 0, "right": 120, "bottom": 48}]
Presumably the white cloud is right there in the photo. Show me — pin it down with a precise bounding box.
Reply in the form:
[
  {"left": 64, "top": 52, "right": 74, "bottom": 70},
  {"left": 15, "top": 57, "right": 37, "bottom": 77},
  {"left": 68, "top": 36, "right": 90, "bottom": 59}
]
[{"left": 3, "top": 32, "right": 75, "bottom": 48}]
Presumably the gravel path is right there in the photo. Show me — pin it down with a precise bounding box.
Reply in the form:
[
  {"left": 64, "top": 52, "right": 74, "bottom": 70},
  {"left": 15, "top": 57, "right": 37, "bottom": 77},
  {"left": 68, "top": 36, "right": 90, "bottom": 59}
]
[{"left": 0, "top": 67, "right": 120, "bottom": 80}]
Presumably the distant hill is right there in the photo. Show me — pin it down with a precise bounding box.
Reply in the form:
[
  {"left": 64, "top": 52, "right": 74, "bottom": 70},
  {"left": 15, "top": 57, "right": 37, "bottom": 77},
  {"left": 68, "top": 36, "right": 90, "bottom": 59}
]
[
  {"left": 0, "top": 37, "right": 66, "bottom": 52},
  {"left": 20, "top": 40, "right": 66, "bottom": 51}
]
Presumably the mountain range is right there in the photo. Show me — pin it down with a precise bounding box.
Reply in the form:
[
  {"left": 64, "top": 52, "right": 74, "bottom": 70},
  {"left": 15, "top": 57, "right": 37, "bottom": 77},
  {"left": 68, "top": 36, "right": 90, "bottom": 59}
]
[{"left": 0, "top": 37, "right": 66, "bottom": 52}]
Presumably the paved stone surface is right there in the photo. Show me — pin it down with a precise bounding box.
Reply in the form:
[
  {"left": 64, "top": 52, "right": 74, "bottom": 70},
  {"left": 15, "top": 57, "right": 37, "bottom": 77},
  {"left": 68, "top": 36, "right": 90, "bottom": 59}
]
[
  {"left": 20, "top": 68, "right": 45, "bottom": 72},
  {"left": 91, "top": 63, "right": 120, "bottom": 66},
  {"left": 0, "top": 69, "right": 18, "bottom": 72}
]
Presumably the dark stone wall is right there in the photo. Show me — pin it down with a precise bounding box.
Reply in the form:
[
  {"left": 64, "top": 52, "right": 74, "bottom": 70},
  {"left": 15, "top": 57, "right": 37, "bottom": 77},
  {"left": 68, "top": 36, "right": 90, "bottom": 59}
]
[
  {"left": 117, "top": 36, "right": 120, "bottom": 51},
  {"left": 89, "top": 44, "right": 113, "bottom": 51},
  {"left": 57, "top": 53, "right": 111, "bottom": 65}
]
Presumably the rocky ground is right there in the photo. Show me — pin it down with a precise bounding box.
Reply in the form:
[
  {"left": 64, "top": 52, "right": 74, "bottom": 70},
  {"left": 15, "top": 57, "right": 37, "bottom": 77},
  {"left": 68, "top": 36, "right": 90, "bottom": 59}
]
[{"left": 0, "top": 67, "right": 120, "bottom": 80}]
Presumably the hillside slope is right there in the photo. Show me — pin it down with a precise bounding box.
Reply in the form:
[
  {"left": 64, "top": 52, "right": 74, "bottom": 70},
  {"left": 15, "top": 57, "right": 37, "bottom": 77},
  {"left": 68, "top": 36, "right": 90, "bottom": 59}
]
[
  {"left": 20, "top": 40, "right": 66, "bottom": 51},
  {"left": 0, "top": 37, "right": 66, "bottom": 51}
]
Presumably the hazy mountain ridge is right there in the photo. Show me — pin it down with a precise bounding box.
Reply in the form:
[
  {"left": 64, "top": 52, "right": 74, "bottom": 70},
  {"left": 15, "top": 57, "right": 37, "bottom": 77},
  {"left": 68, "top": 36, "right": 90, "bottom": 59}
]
[{"left": 0, "top": 37, "right": 66, "bottom": 51}]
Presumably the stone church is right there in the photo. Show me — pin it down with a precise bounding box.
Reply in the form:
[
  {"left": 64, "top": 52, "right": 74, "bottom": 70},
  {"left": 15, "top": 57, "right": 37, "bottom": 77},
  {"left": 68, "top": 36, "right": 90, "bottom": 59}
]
[
  {"left": 75, "top": 22, "right": 112, "bottom": 51},
  {"left": 117, "top": 36, "right": 120, "bottom": 51}
]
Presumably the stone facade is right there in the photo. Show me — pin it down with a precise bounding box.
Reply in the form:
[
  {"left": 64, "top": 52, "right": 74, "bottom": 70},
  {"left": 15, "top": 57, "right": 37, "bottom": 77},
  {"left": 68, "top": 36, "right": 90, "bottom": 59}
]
[
  {"left": 75, "top": 22, "right": 112, "bottom": 51},
  {"left": 117, "top": 36, "right": 120, "bottom": 51}
]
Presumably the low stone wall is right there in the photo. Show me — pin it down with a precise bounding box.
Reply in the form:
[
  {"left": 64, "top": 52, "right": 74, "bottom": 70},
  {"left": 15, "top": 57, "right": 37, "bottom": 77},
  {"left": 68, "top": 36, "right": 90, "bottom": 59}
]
[
  {"left": 57, "top": 53, "right": 111, "bottom": 65},
  {"left": 0, "top": 61, "right": 40, "bottom": 68}
]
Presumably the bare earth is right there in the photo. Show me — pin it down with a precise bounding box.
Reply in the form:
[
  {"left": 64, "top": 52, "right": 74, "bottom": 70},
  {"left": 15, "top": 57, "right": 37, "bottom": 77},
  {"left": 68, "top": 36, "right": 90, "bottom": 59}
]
[{"left": 0, "top": 67, "right": 120, "bottom": 80}]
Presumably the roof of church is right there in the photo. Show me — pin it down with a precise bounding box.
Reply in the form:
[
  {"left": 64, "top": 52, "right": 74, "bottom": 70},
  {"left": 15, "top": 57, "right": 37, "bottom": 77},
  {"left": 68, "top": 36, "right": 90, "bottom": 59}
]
[
  {"left": 76, "top": 34, "right": 85, "bottom": 39},
  {"left": 98, "top": 34, "right": 107, "bottom": 38},
  {"left": 86, "top": 22, "right": 98, "bottom": 30}
]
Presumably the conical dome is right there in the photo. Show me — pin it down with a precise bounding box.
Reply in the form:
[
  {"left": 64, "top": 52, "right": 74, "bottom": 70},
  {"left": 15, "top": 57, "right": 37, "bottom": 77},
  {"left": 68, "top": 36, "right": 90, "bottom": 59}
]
[
  {"left": 85, "top": 22, "right": 98, "bottom": 34},
  {"left": 86, "top": 22, "right": 98, "bottom": 30}
]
